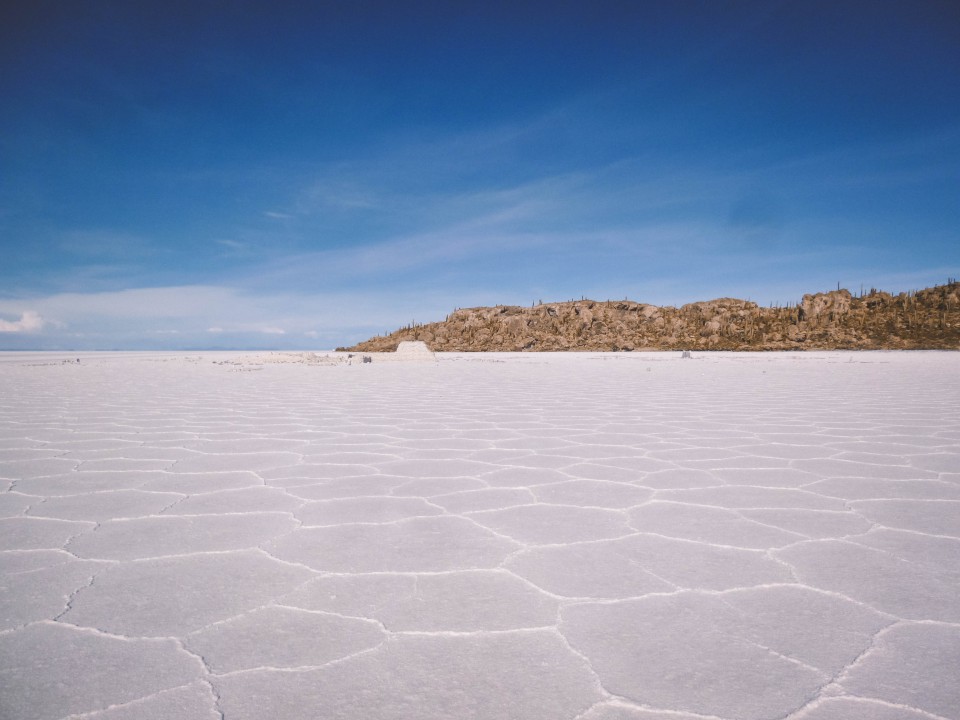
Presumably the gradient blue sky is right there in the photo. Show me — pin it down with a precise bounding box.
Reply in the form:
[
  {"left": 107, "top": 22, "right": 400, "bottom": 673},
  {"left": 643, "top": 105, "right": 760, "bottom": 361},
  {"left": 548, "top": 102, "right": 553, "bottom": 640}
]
[{"left": 2, "top": 0, "right": 958, "bottom": 349}]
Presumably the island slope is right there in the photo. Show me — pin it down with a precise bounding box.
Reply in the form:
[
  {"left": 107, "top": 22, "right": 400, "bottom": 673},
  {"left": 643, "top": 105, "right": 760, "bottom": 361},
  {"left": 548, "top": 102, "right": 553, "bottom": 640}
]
[{"left": 341, "top": 282, "right": 960, "bottom": 352}]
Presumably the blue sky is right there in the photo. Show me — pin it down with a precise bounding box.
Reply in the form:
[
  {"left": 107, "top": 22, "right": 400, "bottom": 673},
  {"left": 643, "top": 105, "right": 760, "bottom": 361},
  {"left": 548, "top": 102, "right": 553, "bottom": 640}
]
[{"left": 1, "top": 0, "right": 958, "bottom": 350}]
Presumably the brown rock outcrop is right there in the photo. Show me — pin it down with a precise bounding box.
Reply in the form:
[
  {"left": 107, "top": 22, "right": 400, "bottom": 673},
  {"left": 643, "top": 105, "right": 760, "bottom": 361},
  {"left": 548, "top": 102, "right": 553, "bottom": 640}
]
[{"left": 341, "top": 282, "right": 960, "bottom": 352}]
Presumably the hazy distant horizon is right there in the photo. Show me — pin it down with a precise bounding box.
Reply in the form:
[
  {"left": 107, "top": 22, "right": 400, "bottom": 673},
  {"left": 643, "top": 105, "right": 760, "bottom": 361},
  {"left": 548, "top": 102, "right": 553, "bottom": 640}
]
[{"left": 3, "top": 278, "right": 960, "bottom": 352}]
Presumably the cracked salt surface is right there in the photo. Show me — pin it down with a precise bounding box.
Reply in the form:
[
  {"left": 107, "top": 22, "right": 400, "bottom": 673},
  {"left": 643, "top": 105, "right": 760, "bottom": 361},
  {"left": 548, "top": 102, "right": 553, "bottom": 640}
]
[{"left": 1, "top": 350, "right": 958, "bottom": 719}]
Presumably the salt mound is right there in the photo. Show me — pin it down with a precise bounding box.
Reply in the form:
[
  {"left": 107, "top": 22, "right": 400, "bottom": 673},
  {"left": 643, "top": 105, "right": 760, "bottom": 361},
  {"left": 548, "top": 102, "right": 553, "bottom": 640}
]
[{"left": 395, "top": 341, "right": 436, "bottom": 361}]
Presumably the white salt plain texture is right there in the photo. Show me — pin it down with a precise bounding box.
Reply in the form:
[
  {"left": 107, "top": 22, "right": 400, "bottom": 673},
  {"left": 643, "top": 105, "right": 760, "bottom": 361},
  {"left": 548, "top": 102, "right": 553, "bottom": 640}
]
[{"left": 0, "top": 350, "right": 958, "bottom": 720}]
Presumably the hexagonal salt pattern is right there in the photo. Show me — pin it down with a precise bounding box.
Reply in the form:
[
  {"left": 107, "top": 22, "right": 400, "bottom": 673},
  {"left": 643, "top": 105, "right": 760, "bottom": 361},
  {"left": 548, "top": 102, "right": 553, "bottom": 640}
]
[{"left": 1, "top": 350, "right": 958, "bottom": 719}]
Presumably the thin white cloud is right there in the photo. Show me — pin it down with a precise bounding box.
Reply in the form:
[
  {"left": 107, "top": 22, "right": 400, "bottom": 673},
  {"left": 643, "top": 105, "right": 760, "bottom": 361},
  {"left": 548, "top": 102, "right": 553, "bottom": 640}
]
[
  {"left": 0, "top": 311, "right": 45, "bottom": 333},
  {"left": 0, "top": 283, "right": 498, "bottom": 348},
  {"left": 15, "top": 286, "right": 237, "bottom": 319},
  {"left": 216, "top": 239, "right": 248, "bottom": 250},
  {"left": 211, "top": 324, "right": 287, "bottom": 335},
  {"left": 295, "top": 181, "right": 382, "bottom": 215},
  {"left": 58, "top": 230, "right": 154, "bottom": 259}
]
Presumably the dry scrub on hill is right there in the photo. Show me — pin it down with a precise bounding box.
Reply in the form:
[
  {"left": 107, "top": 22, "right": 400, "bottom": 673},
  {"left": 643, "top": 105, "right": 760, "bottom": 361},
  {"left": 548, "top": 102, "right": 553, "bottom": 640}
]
[{"left": 342, "top": 282, "right": 960, "bottom": 352}]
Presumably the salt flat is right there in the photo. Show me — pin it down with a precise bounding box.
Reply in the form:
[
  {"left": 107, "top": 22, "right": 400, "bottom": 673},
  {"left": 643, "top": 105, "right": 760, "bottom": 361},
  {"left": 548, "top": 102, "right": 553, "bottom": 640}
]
[{"left": 1, "top": 350, "right": 958, "bottom": 720}]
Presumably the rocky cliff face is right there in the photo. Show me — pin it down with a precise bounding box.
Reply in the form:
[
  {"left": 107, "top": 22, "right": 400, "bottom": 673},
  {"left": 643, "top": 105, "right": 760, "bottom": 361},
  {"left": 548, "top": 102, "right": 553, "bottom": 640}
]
[{"left": 342, "top": 282, "right": 960, "bottom": 352}]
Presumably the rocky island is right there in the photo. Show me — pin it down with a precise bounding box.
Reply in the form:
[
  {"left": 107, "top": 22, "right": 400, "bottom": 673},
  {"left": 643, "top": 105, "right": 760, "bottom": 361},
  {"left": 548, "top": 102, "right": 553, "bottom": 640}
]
[{"left": 342, "top": 281, "right": 960, "bottom": 352}]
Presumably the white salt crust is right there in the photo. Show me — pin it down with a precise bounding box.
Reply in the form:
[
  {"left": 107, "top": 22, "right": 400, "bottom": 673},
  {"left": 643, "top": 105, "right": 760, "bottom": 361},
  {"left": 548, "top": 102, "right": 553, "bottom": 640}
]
[{"left": 1, "top": 350, "right": 958, "bottom": 720}]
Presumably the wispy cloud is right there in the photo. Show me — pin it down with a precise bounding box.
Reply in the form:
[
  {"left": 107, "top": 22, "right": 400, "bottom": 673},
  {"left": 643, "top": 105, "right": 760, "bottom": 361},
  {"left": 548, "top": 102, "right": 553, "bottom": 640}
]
[
  {"left": 3, "top": 87, "right": 955, "bottom": 350},
  {"left": 58, "top": 230, "right": 156, "bottom": 259},
  {"left": 216, "top": 239, "right": 248, "bottom": 250},
  {"left": 221, "top": 122, "right": 956, "bottom": 316},
  {"left": 0, "top": 284, "right": 493, "bottom": 349},
  {"left": 295, "top": 181, "right": 380, "bottom": 213},
  {"left": 0, "top": 311, "right": 45, "bottom": 333}
]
